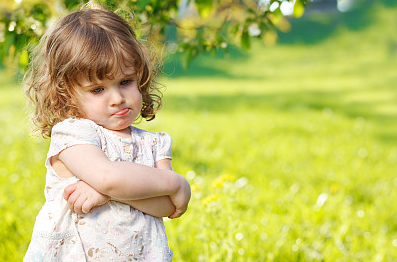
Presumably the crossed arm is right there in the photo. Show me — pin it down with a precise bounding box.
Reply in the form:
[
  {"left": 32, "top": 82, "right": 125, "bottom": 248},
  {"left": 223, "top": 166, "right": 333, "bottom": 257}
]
[{"left": 52, "top": 144, "right": 191, "bottom": 219}]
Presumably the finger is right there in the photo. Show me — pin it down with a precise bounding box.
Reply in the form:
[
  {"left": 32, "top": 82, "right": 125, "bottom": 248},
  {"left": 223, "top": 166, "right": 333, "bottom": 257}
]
[
  {"left": 64, "top": 183, "right": 77, "bottom": 200},
  {"left": 82, "top": 199, "right": 94, "bottom": 214},
  {"left": 67, "top": 191, "right": 80, "bottom": 211},
  {"left": 169, "top": 209, "right": 184, "bottom": 219},
  {"left": 169, "top": 212, "right": 180, "bottom": 219},
  {"left": 73, "top": 195, "right": 87, "bottom": 215}
]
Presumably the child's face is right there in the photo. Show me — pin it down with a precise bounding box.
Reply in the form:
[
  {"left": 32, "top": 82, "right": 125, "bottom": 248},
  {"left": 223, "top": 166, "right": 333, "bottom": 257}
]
[{"left": 74, "top": 67, "right": 142, "bottom": 132}]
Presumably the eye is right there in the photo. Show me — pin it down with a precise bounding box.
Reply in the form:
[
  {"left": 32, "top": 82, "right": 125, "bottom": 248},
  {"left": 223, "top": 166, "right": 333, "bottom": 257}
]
[
  {"left": 91, "top": 87, "right": 104, "bottom": 94},
  {"left": 120, "top": 79, "right": 134, "bottom": 86}
]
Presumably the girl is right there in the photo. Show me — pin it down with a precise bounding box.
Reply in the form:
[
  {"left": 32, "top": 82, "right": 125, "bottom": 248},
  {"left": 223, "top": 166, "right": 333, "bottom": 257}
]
[{"left": 23, "top": 7, "right": 191, "bottom": 262}]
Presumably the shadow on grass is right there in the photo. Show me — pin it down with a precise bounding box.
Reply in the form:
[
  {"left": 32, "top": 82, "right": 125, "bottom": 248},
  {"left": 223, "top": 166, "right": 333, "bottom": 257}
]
[
  {"left": 163, "top": 59, "right": 237, "bottom": 79},
  {"left": 276, "top": 1, "right": 377, "bottom": 46},
  {"left": 162, "top": 45, "right": 250, "bottom": 79},
  {"left": 164, "top": 88, "right": 397, "bottom": 143},
  {"left": 381, "top": 0, "right": 397, "bottom": 7}
]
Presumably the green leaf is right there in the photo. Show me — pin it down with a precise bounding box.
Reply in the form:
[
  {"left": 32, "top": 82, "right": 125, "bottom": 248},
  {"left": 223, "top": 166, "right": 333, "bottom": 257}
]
[
  {"left": 293, "top": 0, "right": 305, "bottom": 18},
  {"left": 0, "top": 33, "right": 15, "bottom": 66},
  {"left": 195, "top": 0, "right": 213, "bottom": 18},
  {"left": 136, "top": 0, "right": 151, "bottom": 10},
  {"left": 18, "top": 49, "right": 29, "bottom": 67},
  {"left": 241, "top": 30, "right": 250, "bottom": 50}
]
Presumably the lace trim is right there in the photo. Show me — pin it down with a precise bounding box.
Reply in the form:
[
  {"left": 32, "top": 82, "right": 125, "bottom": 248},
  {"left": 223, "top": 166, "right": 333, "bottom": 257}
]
[
  {"left": 97, "top": 124, "right": 134, "bottom": 144},
  {"left": 33, "top": 230, "right": 76, "bottom": 240}
]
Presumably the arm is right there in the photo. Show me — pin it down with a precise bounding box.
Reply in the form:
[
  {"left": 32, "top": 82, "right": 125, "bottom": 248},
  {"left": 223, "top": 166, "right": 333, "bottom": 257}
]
[
  {"left": 57, "top": 155, "right": 184, "bottom": 217},
  {"left": 112, "top": 159, "right": 176, "bottom": 218},
  {"left": 53, "top": 157, "right": 174, "bottom": 216},
  {"left": 58, "top": 144, "right": 186, "bottom": 200},
  {"left": 115, "top": 158, "right": 189, "bottom": 218},
  {"left": 59, "top": 144, "right": 190, "bottom": 216},
  {"left": 64, "top": 180, "right": 174, "bottom": 217}
]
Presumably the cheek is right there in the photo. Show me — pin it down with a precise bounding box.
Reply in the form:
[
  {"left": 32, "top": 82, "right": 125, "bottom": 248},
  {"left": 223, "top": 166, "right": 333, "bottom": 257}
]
[
  {"left": 77, "top": 98, "right": 99, "bottom": 117},
  {"left": 137, "top": 94, "right": 143, "bottom": 110},
  {"left": 76, "top": 105, "right": 90, "bottom": 118},
  {"left": 133, "top": 89, "right": 143, "bottom": 105}
]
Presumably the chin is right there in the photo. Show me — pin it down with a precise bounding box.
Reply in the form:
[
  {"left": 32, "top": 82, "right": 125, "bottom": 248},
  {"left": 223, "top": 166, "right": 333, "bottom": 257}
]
[{"left": 115, "top": 119, "right": 134, "bottom": 129}]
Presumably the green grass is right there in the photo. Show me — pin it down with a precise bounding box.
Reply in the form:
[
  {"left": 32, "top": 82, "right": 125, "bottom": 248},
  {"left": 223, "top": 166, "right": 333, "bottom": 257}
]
[{"left": 1, "top": 2, "right": 397, "bottom": 261}]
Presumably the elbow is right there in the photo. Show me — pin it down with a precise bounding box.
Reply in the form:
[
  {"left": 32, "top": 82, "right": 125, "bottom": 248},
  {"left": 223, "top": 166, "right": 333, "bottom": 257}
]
[
  {"left": 95, "top": 166, "right": 117, "bottom": 195},
  {"left": 167, "top": 171, "right": 184, "bottom": 194},
  {"left": 95, "top": 164, "right": 134, "bottom": 199}
]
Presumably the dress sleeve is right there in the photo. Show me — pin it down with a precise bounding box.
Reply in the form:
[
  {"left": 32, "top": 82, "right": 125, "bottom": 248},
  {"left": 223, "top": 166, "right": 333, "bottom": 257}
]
[
  {"left": 46, "top": 118, "right": 101, "bottom": 168},
  {"left": 154, "top": 132, "right": 172, "bottom": 162}
]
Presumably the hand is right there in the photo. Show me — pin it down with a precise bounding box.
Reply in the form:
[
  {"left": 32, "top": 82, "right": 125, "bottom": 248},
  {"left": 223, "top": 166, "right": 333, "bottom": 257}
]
[
  {"left": 63, "top": 181, "right": 110, "bottom": 214},
  {"left": 168, "top": 175, "right": 191, "bottom": 219}
]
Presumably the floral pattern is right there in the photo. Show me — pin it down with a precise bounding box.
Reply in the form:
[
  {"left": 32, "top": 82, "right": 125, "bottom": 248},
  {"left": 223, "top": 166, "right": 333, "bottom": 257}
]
[{"left": 24, "top": 118, "right": 173, "bottom": 262}]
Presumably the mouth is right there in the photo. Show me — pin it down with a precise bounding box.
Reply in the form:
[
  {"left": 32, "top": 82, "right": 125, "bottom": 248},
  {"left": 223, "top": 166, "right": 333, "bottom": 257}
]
[{"left": 113, "top": 108, "right": 130, "bottom": 116}]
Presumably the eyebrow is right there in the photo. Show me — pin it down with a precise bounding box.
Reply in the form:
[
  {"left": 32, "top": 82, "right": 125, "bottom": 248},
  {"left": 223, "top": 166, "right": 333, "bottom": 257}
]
[
  {"left": 80, "top": 82, "right": 102, "bottom": 89},
  {"left": 120, "top": 71, "right": 137, "bottom": 78},
  {"left": 77, "top": 69, "right": 137, "bottom": 88}
]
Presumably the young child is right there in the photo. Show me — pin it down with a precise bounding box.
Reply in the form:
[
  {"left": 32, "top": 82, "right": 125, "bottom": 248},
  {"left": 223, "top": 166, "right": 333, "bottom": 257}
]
[{"left": 23, "top": 7, "right": 191, "bottom": 262}]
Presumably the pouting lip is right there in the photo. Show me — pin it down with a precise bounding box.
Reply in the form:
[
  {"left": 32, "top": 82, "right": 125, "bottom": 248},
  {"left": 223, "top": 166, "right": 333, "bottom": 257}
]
[{"left": 113, "top": 108, "right": 130, "bottom": 116}]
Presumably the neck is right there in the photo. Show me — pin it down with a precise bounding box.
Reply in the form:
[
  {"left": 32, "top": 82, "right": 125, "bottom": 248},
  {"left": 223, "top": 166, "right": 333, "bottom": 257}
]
[{"left": 110, "top": 126, "right": 132, "bottom": 139}]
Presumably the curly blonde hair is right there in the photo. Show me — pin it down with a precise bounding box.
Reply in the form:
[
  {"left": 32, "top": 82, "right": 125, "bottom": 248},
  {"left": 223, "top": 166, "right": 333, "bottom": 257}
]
[{"left": 25, "top": 8, "right": 162, "bottom": 137}]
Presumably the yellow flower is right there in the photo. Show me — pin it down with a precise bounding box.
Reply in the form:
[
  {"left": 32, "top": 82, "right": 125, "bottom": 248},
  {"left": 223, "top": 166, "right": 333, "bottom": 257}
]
[
  {"left": 212, "top": 180, "right": 224, "bottom": 190},
  {"left": 201, "top": 194, "right": 219, "bottom": 207},
  {"left": 191, "top": 183, "right": 199, "bottom": 193},
  {"left": 211, "top": 174, "right": 236, "bottom": 191},
  {"left": 330, "top": 184, "right": 341, "bottom": 194}
]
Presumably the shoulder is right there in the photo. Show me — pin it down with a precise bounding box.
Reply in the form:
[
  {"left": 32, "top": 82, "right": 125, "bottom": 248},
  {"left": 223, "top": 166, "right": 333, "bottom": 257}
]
[
  {"left": 131, "top": 127, "right": 172, "bottom": 144},
  {"left": 52, "top": 118, "right": 98, "bottom": 133},
  {"left": 46, "top": 118, "right": 102, "bottom": 167},
  {"left": 50, "top": 118, "right": 101, "bottom": 145},
  {"left": 132, "top": 127, "right": 173, "bottom": 161}
]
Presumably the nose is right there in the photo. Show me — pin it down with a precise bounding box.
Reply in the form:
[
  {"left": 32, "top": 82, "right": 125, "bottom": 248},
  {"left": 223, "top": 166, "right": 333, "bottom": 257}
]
[{"left": 110, "top": 88, "right": 125, "bottom": 106}]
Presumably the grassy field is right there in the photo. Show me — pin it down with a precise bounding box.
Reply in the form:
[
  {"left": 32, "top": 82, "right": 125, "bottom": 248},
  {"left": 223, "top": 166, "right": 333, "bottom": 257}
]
[{"left": 1, "top": 2, "right": 397, "bottom": 261}]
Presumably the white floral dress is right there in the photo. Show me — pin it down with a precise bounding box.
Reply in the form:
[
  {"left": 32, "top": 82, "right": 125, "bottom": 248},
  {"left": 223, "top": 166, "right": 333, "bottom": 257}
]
[{"left": 24, "top": 118, "right": 173, "bottom": 262}]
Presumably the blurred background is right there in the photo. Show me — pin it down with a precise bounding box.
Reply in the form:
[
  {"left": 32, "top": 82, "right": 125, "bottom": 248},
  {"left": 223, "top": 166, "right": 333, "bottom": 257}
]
[{"left": 1, "top": 0, "right": 397, "bottom": 261}]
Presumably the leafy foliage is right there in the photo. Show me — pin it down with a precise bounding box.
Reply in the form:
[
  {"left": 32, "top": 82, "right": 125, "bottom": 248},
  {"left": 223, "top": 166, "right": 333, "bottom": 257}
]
[{"left": 0, "top": 0, "right": 309, "bottom": 70}]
